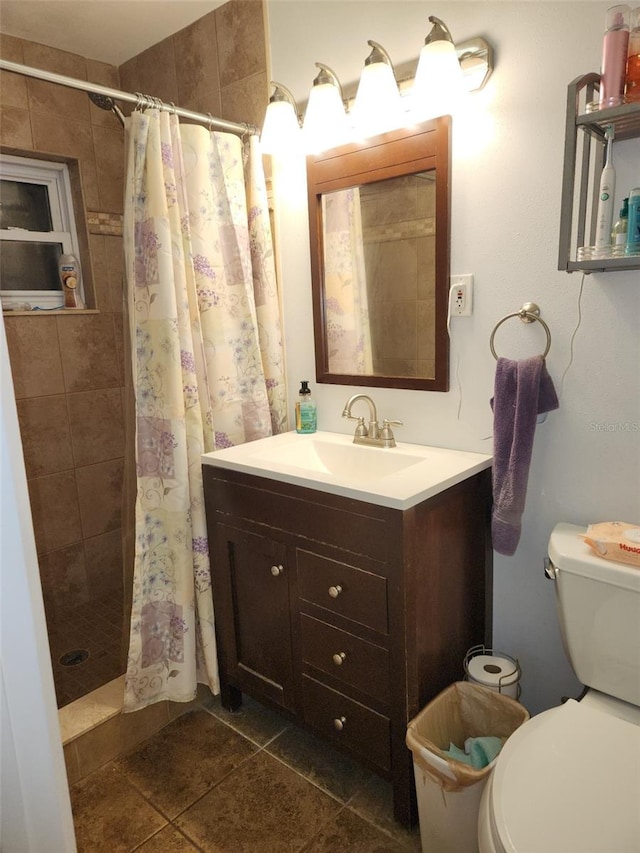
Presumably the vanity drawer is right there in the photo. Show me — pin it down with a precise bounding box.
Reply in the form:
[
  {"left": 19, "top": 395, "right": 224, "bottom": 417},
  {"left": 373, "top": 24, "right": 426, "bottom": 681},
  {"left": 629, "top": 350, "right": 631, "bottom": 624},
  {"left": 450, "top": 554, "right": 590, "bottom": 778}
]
[
  {"left": 297, "top": 550, "right": 388, "bottom": 634},
  {"left": 301, "top": 675, "right": 391, "bottom": 771},
  {"left": 300, "top": 614, "right": 390, "bottom": 704}
]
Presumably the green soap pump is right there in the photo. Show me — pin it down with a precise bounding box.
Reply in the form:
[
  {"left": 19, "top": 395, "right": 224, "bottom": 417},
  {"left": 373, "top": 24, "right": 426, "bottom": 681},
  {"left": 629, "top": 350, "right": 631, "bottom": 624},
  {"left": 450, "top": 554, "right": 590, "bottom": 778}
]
[{"left": 295, "top": 380, "right": 317, "bottom": 434}]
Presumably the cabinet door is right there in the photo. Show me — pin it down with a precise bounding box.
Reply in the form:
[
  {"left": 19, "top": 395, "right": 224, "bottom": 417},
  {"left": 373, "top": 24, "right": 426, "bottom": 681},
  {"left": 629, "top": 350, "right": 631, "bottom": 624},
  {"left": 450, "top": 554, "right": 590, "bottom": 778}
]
[{"left": 213, "top": 525, "right": 295, "bottom": 711}]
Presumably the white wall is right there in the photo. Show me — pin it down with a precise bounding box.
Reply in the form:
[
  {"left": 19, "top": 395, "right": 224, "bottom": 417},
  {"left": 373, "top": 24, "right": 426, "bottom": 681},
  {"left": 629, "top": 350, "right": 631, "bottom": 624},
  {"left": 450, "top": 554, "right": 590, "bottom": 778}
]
[{"left": 266, "top": 1, "right": 640, "bottom": 714}]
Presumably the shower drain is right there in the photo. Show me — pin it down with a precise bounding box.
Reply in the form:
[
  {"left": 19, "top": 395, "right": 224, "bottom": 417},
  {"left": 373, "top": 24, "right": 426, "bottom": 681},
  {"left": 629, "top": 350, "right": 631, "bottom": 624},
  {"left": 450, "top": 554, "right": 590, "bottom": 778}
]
[{"left": 59, "top": 649, "right": 90, "bottom": 667}]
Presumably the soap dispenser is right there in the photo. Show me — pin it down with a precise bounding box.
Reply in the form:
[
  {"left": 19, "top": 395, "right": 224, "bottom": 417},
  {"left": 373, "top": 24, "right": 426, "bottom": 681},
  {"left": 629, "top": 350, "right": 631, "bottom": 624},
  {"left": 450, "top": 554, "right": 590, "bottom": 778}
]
[{"left": 295, "top": 380, "right": 317, "bottom": 434}]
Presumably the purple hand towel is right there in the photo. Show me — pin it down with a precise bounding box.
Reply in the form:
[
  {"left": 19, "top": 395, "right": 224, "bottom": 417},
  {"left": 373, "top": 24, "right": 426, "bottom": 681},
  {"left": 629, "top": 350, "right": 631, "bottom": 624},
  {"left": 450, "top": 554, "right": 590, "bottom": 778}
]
[{"left": 490, "top": 356, "right": 559, "bottom": 556}]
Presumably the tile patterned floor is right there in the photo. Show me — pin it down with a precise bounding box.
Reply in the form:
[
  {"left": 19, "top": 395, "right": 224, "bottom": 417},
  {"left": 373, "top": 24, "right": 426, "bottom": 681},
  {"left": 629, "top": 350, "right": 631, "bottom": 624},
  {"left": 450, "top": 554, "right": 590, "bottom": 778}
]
[
  {"left": 48, "top": 591, "right": 126, "bottom": 708},
  {"left": 70, "top": 695, "right": 422, "bottom": 852}
]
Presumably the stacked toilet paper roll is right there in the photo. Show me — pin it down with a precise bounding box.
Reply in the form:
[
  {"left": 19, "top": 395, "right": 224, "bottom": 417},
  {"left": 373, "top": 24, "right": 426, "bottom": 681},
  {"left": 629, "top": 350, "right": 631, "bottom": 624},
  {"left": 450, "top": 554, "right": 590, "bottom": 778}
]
[{"left": 465, "top": 651, "right": 520, "bottom": 700}]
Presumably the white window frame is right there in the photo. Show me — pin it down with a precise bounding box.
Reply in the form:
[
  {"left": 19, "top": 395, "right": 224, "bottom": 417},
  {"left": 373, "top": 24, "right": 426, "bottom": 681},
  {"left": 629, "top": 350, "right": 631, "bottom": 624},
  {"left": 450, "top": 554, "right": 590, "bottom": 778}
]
[{"left": 0, "top": 154, "right": 83, "bottom": 309}]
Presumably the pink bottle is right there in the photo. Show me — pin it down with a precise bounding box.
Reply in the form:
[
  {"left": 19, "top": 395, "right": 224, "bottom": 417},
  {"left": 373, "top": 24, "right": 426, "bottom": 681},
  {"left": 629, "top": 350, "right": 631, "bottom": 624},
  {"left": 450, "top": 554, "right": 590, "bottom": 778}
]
[
  {"left": 599, "top": 4, "right": 631, "bottom": 108},
  {"left": 626, "top": 7, "right": 640, "bottom": 102}
]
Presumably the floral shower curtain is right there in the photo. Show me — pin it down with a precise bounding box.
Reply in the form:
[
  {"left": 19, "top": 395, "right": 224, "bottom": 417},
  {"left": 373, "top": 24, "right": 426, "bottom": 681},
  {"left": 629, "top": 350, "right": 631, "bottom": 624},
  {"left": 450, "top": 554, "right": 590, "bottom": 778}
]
[
  {"left": 322, "top": 188, "right": 373, "bottom": 374},
  {"left": 122, "top": 109, "right": 286, "bottom": 712}
]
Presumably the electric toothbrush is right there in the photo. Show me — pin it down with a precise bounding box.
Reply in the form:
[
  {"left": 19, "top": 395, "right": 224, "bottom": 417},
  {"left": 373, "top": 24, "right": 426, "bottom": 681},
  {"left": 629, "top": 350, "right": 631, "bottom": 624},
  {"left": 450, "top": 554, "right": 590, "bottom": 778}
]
[{"left": 595, "top": 124, "right": 616, "bottom": 249}]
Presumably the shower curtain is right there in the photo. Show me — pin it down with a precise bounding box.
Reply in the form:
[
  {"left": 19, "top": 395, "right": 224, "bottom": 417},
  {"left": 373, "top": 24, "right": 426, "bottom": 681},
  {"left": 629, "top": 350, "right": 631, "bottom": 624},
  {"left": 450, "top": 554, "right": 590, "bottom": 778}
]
[
  {"left": 122, "top": 109, "right": 286, "bottom": 711},
  {"left": 321, "top": 188, "right": 373, "bottom": 374}
]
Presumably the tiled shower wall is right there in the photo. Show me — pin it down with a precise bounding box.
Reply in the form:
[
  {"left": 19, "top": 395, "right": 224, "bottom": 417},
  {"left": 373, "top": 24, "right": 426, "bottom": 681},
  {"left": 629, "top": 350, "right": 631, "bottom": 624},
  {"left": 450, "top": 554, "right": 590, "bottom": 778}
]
[
  {"left": 118, "top": 0, "right": 269, "bottom": 131},
  {"left": 1, "top": 33, "right": 128, "bottom": 707},
  {"left": 0, "top": 0, "right": 269, "bottom": 709}
]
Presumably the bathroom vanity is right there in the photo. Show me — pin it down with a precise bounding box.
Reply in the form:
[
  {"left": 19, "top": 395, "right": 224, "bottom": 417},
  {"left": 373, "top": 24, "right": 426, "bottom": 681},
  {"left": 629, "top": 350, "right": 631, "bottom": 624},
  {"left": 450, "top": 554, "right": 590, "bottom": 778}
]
[{"left": 202, "top": 431, "right": 492, "bottom": 826}]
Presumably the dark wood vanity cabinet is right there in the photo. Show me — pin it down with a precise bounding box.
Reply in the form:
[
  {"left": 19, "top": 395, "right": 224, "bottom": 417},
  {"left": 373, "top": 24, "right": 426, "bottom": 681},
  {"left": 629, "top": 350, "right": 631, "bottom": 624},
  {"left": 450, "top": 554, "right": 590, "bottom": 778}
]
[
  {"left": 213, "top": 525, "right": 296, "bottom": 712},
  {"left": 203, "top": 465, "right": 492, "bottom": 827}
]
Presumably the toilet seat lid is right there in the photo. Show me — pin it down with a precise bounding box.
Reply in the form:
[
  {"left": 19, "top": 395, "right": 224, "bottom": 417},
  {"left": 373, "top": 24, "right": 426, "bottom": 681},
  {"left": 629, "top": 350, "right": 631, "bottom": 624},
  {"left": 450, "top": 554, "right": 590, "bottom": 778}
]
[{"left": 491, "top": 699, "right": 640, "bottom": 853}]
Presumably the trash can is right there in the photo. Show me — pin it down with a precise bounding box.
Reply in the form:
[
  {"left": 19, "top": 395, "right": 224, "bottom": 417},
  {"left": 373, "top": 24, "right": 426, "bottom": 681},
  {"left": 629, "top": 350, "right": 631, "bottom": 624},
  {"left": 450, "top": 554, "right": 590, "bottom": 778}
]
[{"left": 406, "top": 681, "right": 530, "bottom": 853}]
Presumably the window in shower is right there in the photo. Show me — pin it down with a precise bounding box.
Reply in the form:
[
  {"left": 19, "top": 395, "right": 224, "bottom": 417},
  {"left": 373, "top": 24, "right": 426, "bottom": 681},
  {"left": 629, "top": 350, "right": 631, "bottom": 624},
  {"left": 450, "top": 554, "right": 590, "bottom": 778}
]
[{"left": 0, "top": 154, "right": 82, "bottom": 309}]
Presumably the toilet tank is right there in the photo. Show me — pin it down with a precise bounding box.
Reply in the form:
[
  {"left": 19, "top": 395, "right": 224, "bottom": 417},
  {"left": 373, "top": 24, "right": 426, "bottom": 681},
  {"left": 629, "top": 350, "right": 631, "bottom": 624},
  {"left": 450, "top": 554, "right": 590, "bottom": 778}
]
[{"left": 548, "top": 523, "right": 640, "bottom": 707}]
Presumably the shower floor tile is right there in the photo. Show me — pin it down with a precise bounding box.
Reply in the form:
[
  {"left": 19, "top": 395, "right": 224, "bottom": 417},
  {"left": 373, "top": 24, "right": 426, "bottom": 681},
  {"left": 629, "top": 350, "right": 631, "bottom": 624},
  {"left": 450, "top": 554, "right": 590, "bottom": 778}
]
[
  {"left": 48, "top": 589, "right": 126, "bottom": 708},
  {"left": 70, "top": 697, "right": 422, "bottom": 852}
]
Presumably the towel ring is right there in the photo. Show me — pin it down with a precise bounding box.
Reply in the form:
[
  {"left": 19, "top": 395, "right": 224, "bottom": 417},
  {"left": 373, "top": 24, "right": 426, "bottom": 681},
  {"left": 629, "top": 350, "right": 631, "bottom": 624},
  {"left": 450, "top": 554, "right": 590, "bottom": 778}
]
[{"left": 490, "top": 302, "right": 552, "bottom": 360}]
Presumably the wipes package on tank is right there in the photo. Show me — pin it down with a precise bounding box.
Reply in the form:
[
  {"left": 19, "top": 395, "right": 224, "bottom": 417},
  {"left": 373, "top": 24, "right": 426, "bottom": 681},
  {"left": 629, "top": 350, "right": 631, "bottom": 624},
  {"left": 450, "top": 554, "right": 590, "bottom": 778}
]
[{"left": 583, "top": 522, "right": 640, "bottom": 568}]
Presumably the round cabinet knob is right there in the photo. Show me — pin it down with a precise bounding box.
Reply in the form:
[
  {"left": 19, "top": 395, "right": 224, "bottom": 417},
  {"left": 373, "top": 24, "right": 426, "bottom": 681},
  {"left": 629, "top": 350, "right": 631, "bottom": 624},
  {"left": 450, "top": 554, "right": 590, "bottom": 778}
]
[
  {"left": 332, "top": 652, "right": 347, "bottom": 666},
  {"left": 333, "top": 716, "right": 347, "bottom": 731},
  {"left": 328, "top": 584, "right": 343, "bottom": 599},
  {"left": 270, "top": 564, "right": 284, "bottom": 576}
]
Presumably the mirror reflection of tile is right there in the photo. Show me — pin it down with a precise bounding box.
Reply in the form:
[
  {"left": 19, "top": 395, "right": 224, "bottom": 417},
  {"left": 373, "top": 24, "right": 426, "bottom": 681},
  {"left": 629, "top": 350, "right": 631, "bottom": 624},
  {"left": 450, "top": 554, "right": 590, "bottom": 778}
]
[{"left": 361, "top": 174, "right": 436, "bottom": 378}]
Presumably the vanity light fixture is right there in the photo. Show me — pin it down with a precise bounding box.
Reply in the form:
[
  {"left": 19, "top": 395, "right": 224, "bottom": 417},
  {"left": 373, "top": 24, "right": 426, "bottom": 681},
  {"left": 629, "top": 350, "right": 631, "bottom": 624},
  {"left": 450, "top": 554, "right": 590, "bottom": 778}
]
[
  {"left": 260, "top": 82, "right": 300, "bottom": 154},
  {"left": 352, "top": 40, "right": 403, "bottom": 137},
  {"left": 412, "top": 16, "right": 467, "bottom": 120},
  {"left": 261, "top": 26, "right": 494, "bottom": 155},
  {"left": 455, "top": 36, "right": 494, "bottom": 94},
  {"left": 302, "top": 63, "right": 349, "bottom": 153}
]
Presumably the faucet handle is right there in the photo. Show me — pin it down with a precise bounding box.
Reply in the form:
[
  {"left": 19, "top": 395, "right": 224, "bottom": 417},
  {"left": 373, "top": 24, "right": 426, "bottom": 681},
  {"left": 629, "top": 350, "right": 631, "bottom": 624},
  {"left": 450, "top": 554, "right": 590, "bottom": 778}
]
[
  {"left": 380, "top": 418, "right": 402, "bottom": 447},
  {"left": 344, "top": 410, "right": 369, "bottom": 437},
  {"left": 353, "top": 416, "right": 368, "bottom": 437}
]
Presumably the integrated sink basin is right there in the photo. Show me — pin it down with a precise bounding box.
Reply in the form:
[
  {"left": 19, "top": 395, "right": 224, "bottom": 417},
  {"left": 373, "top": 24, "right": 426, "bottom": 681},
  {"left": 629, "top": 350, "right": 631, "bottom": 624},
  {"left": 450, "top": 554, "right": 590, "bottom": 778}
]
[
  {"left": 249, "top": 435, "right": 425, "bottom": 482},
  {"left": 202, "top": 430, "right": 491, "bottom": 509}
]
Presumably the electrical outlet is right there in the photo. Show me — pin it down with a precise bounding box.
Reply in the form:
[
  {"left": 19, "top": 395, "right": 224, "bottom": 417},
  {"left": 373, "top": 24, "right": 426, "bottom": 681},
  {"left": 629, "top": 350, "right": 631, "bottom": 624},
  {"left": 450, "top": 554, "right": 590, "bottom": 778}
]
[{"left": 449, "top": 274, "right": 474, "bottom": 316}]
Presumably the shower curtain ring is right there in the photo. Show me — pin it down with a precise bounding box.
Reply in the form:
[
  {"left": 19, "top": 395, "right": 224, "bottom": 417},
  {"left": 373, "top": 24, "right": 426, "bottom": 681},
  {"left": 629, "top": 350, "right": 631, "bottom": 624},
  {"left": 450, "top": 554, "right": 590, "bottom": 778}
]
[{"left": 206, "top": 112, "right": 215, "bottom": 132}]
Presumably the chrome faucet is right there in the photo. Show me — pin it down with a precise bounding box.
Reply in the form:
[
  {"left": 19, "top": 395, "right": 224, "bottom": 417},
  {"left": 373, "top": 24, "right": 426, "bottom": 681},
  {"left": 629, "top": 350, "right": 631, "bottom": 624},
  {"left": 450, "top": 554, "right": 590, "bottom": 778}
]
[{"left": 342, "top": 394, "right": 402, "bottom": 448}]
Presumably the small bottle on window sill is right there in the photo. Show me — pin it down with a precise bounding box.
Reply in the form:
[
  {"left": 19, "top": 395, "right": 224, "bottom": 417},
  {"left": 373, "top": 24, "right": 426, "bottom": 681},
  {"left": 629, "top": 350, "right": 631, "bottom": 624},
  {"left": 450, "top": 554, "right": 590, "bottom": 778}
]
[{"left": 58, "top": 254, "right": 85, "bottom": 309}]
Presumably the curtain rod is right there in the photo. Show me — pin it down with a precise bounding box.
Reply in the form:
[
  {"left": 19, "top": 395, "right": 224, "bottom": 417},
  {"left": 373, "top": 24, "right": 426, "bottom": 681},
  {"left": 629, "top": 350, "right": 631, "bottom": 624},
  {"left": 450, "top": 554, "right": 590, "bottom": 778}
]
[{"left": 0, "top": 58, "right": 259, "bottom": 136}]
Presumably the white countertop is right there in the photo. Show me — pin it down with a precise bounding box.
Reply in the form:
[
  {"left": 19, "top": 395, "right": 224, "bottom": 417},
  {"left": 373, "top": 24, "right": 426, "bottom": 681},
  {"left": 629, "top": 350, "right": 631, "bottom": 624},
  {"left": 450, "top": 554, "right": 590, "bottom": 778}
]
[{"left": 202, "top": 430, "right": 491, "bottom": 510}]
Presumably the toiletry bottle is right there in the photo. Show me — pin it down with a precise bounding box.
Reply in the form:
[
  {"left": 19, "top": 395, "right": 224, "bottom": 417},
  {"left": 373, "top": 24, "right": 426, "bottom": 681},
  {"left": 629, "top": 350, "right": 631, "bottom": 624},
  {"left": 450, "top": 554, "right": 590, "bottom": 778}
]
[
  {"left": 58, "top": 253, "right": 84, "bottom": 309},
  {"left": 594, "top": 125, "right": 616, "bottom": 250},
  {"left": 295, "top": 380, "right": 317, "bottom": 434},
  {"left": 599, "top": 4, "right": 630, "bottom": 109},
  {"left": 625, "top": 187, "right": 640, "bottom": 254},
  {"left": 612, "top": 196, "right": 629, "bottom": 246},
  {"left": 625, "top": 6, "right": 640, "bottom": 101}
]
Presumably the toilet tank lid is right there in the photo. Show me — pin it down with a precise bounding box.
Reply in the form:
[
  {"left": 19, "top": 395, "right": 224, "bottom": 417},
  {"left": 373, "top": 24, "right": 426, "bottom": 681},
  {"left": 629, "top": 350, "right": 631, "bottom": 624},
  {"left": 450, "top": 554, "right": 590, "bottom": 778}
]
[{"left": 549, "top": 523, "right": 640, "bottom": 592}]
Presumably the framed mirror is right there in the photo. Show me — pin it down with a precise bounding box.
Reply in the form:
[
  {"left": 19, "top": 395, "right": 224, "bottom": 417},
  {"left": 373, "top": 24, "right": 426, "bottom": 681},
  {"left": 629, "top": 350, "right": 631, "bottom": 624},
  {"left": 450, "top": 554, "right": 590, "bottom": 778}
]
[{"left": 307, "top": 117, "right": 451, "bottom": 391}]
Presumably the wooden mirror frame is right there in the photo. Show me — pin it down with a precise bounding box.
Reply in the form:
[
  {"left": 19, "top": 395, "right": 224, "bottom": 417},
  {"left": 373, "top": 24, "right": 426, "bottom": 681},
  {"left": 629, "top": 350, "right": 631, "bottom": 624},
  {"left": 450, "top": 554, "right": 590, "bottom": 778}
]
[{"left": 307, "top": 116, "right": 451, "bottom": 391}]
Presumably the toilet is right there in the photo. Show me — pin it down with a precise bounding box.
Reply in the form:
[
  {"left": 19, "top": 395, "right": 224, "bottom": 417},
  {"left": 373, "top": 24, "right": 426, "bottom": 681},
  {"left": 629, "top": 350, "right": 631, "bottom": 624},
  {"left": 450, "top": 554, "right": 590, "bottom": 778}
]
[{"left": 478, "top": 522, "right": 640, "bottom": 853}]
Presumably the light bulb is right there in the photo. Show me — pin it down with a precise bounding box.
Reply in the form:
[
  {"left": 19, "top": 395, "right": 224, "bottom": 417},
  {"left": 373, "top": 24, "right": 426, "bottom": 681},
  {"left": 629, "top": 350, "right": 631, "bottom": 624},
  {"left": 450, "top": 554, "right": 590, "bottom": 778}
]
[
  {"left": 260, "top": 83, "right": 300, "bottom": 155},
  {"left": 303, "top": 65, "right": 349, "bottom": 153},
  {"left": 411, "top": 17, "right": 467, "bottom": 121},
  {"left": 352, "top": 41, "right": 402, "bottom": 138}
]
